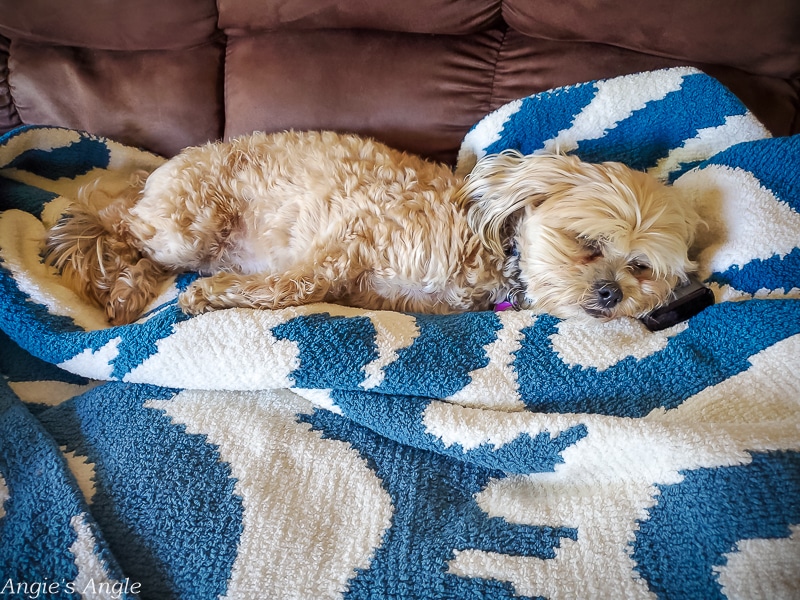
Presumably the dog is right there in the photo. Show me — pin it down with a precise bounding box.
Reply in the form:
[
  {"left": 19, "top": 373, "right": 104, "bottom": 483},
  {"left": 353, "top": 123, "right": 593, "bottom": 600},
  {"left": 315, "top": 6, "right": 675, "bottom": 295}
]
[{"left": 44, "top": 130, "right": 698, "bottom": 326}]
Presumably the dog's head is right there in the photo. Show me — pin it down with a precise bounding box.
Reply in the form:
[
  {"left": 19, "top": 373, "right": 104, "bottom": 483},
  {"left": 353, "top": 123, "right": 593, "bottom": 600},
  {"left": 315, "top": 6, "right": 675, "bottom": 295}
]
[{"left": 461, "top": 151, "right": 698, "bottom": 320}]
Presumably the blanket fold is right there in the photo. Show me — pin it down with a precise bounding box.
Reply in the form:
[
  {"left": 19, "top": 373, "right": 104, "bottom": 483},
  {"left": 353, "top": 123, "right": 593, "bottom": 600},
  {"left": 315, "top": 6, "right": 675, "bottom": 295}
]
[{"left": 1, "top": 67, "right": 798, "bottom": 600}]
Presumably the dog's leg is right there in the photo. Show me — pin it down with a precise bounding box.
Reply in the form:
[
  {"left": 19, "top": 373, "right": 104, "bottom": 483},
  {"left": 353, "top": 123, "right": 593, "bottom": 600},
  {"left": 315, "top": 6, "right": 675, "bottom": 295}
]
[{"left": 178, "top": 271, "right": 335, "bottom": 315}]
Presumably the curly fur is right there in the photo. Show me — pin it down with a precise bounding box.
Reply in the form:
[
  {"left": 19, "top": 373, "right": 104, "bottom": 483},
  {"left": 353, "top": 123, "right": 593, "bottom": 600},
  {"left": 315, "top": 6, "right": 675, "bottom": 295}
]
[{"left": 44, "top": 131, "right": 698, "bottom": 325}]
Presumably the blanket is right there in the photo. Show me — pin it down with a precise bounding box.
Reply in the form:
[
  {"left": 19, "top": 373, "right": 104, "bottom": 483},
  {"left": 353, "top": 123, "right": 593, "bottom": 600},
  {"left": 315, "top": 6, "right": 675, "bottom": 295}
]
[{"left": 1, "top": 67, "right": 798, "bottom": 600}]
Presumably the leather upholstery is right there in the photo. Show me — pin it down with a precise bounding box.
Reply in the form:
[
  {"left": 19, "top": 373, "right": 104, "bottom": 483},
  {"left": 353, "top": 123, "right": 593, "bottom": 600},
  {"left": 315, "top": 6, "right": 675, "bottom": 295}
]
[{"left": 1, "top": 0, "right": 797, "bottom": 163}]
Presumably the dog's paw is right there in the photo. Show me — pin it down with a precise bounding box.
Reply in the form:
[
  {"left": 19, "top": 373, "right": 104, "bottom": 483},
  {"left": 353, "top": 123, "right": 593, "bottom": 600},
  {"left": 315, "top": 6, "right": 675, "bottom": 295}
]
[
  {"left": 105, "top": 259, "right": 165, "bottom": 325},
  {"left": 178, "top": 280, "right": 217, "bottom": 316}
]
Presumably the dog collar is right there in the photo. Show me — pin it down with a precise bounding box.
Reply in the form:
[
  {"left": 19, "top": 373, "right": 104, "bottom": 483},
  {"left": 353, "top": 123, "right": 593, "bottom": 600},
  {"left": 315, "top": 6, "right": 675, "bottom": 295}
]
[
  {"left": 493, "top": 286, "right": 526, "bottom": 312},
  {"left": 495, "top": 240, "right": 524, "bottom": 311}
]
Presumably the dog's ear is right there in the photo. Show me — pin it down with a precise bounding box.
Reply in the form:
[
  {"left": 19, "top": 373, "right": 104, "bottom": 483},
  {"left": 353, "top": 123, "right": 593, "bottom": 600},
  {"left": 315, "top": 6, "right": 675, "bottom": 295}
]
[{"left": 459, "top": 151, "right": 585, "bottom": 256}]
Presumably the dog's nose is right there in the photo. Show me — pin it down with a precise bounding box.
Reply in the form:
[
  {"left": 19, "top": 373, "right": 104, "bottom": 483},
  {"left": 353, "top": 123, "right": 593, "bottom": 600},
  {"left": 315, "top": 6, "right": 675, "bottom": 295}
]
[{"left": 594, "top": 280, "right": 623, "bottom": 309}]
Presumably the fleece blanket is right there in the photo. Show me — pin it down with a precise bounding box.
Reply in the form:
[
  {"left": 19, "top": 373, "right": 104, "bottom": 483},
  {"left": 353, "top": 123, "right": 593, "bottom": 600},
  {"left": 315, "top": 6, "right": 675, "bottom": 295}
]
[{"left": 1, "top": 67, "right": 799, "bottom": 600}]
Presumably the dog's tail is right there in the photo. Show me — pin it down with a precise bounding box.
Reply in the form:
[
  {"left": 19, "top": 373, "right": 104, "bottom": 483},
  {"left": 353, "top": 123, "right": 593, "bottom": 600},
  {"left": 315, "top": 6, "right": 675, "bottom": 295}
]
[{"left": 44, "top": 175, "right": 167, "bottom": 326}]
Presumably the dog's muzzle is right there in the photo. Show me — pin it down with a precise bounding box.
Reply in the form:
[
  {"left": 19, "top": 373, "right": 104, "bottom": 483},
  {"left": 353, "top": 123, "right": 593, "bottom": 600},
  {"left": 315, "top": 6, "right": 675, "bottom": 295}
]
[{"left": 583, "top": 280, "right": 623, "bottom": 317}]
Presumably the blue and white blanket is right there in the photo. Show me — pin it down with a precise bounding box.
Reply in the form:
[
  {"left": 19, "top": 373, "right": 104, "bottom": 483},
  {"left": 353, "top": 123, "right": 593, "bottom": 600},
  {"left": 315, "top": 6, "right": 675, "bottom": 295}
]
[{"left": 1, "top": 67, "right": 798, "bottom": 599}]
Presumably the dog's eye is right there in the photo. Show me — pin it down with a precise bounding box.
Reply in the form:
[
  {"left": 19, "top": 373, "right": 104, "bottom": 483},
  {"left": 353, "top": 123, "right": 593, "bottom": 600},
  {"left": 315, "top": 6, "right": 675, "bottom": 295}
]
[
  {"left": 629, "top": 260, "right": 650, "bottom": 273},
  {"left": 581, "top": 238, "right": 603, "bottom": 259}
]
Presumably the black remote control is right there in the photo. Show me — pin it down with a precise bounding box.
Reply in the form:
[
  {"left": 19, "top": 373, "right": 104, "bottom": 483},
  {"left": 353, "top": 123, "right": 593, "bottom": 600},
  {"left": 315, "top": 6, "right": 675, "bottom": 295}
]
[{"left": 640, "top": 276, "right": 715, "bottom": 331}]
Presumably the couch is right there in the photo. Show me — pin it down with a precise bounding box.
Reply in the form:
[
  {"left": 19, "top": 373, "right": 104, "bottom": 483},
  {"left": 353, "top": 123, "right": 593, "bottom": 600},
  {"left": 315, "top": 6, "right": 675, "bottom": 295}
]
[
  {"left": 1, "top": 2, "right": 799, "bottom": 600},
  {"left": 1, "top": 0, "right": 798, "bottom": 162}
]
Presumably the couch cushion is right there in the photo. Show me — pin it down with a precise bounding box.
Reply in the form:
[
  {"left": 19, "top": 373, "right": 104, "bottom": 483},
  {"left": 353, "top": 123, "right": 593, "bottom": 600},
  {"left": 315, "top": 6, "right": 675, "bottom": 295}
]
[
  {"left": 224, "top": 29, "right": 506, "bottom": 163},
  {"left": 504, "top": 0, "right": 800, "bottom": 78},
  {"left": 8, "top": 42, "right": 223, "bottom": 156}
]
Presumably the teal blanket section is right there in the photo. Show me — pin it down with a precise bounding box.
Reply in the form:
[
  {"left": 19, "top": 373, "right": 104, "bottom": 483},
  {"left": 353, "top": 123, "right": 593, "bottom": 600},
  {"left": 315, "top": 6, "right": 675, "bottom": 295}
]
[{"left": 1, "top": 67, "right": 798, "bottom": 599}]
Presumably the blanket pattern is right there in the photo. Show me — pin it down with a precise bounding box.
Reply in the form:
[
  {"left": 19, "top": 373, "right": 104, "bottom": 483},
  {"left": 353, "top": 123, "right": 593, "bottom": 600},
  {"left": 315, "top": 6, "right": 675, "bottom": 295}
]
[{"left": 1, "top": 67, "right": 799, "bottom": 599}]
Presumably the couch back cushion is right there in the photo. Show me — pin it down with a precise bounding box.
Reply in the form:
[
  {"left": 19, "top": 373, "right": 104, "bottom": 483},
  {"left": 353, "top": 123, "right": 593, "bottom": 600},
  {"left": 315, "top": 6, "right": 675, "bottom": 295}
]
[{"left": 504, "top": 0, "right": 800, "bottom": 78}]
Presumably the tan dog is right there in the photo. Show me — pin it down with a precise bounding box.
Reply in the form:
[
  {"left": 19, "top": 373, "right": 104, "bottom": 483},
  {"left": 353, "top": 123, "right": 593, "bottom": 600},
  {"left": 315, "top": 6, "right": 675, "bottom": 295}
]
[{"left": 45, "top": 130, "right": 698, "bottom": 325}]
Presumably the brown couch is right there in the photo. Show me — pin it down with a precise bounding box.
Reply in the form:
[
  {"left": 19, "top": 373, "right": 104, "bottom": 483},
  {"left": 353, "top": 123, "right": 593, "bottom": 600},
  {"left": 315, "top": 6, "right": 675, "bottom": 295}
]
[
  {"left": 1, "top": 0, "right": 798, "bottom": 165},
  {"left": 1, "top": 5, "right": 800, "bottom": 598}
]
